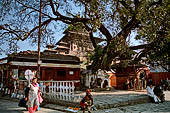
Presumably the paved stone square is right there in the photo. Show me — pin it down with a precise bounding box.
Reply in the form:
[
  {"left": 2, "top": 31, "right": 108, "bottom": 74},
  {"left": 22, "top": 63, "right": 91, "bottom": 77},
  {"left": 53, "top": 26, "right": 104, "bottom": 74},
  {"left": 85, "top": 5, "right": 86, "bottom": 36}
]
[
  {"left": 91, "top": 91, "right": 170, "bottom": 113},
  {"left": 75, "top": 90, "right": 149, "bottom": 109},
  {"left": 91, "top": 101, "right": 170, "bottom": 113},
  {"left": 0, "top": 90, "right": 170, "bottom": 113},
  {"left": 0, "top": 99, "right": 65, "bottom": 113}
]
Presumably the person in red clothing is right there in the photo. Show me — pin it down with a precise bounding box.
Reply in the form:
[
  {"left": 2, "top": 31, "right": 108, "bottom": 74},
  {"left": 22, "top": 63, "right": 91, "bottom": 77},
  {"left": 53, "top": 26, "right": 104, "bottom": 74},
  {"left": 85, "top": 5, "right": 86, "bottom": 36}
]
[{"left": 80, "top": 89, "right": 93, "bottom": 113}]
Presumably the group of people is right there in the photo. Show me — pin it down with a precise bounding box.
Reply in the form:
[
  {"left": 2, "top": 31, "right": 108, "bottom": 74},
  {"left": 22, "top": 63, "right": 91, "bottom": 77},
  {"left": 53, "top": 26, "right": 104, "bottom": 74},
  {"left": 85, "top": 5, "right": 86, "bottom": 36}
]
[
  {"left": 146, "top": 83, "right": 165, "bottom": 104},
  {"left": 124, "top": 77, "right": 147, "bottom": 90},
  {"left": 81, "top": 83, "right": 166, "bottom": 112},
  {"left": 160, "top": 78, "right": 170, "bottom": 91},
  {"left": 19, "top": 77, "right": 43, "bottom": 113},
  {"left": 20, "top": 77, "right": 94, "bottom": 113},
  {"left": 21, "top": 77, "right": 166, "bottom": 112},
  {"left": 20, "top": 78, "right": 94, "bottom": 113}
]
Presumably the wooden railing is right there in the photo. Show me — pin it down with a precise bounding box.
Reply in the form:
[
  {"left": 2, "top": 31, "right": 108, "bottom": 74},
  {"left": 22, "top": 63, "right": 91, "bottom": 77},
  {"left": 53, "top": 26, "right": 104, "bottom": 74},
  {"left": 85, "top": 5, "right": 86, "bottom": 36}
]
[
  {"left": 1, "top": 80, "right": 77, "bottom": 101},
  {"left": 39, "top": 81, "right": 75, "bottom": 101},
  {"left": 11, "top": 80, "right": 27, "bottom": 99}
]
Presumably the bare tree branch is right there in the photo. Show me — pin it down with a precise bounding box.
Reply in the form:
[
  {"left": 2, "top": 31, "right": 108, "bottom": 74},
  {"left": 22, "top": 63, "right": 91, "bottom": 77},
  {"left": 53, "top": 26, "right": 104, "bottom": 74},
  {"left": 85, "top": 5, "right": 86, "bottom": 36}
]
[
  {"left": 49, "top": 0, "right": 59, "bottom": 16},
  {"left": 130, "top": 43, "right": 150, "bottom": 50},
  {"left": 1, "top": 26, "right": 21, "bottom": 39},
  {"left": 83, "top": 23, "right": 97, "bottom": 48},
  {"left": 116, "top": 14, "right": 137, "bottom": 41},
  {"left": 99, "top": 24, "right": 112, "bottom": 42},
  {"left": 17, "top": 0, "right": 53, "bottom": 19}
]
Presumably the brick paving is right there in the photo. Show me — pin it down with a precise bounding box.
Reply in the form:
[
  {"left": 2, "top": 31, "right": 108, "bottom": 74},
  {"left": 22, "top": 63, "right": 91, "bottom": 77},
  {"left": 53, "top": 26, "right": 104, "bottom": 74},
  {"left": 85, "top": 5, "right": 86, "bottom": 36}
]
[
  {"left": 91, "top": 91, "right": 170, "bottom": 113},
  {"left": 75, "top": 90, "right": 149, "bottom": 109},
  {"left": 43, "top": 90, "right": 170, "bottom": 113},
  {"left": 1, "top": 90, "right": 170, "bottom": 113},
  {"left": 0, "top": 99, "right": 65, "bottom": 113},
  {"left": 40, "top": 90, "right": 149, "bottom": 110}
]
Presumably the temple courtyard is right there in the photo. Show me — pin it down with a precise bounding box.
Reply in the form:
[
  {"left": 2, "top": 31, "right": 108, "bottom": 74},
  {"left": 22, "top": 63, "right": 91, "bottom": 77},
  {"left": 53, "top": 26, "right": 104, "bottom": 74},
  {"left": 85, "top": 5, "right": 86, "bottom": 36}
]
[{"left": 0, "top": 90, "right": 170, "bottom": 113}]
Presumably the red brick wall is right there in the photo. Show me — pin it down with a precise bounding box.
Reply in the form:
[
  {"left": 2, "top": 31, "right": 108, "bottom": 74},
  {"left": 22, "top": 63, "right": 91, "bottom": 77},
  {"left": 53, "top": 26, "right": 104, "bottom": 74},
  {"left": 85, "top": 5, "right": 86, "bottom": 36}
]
[
  {"left": 41, "top": 67, "right": 80, "bottom": 81},
  {"left": 109, "top": 74, "right": 116, "bottom": 87},
  {"left": 116, "top": 76, "right": 129, "bottom": 89},
  {"left": 109, "top": 67, "right": 150, "bottom": 89},
  {"left": 18, "top": 66, "right": 80, "bottom": 82},
  {"left": 149, "top": 72, "right": 170, "bottom": 85},
  {"left": 109, "top": 73, "right": 128, "bottom": 89}
]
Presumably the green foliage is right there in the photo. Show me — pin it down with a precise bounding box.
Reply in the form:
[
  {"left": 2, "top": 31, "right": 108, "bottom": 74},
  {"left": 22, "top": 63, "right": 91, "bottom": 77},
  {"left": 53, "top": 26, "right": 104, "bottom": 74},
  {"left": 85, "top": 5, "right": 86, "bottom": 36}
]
[
  {"left": 136, "top": 0, "right": 170, "bottom": 42},
  {"left": 133, "top": 0, "right": 170, "bottom": 72},
  {"left": 147, "top": 37, "right": 170, "bottom": 72},
  {"left": 89, "top": 39, "right": 136, "bottom": 71},
  {"left": 64, "top": 22, "right": 85, "bottom": 32},
  {"left": 90, "top": 46, "right": 103, "bottom": 61}
]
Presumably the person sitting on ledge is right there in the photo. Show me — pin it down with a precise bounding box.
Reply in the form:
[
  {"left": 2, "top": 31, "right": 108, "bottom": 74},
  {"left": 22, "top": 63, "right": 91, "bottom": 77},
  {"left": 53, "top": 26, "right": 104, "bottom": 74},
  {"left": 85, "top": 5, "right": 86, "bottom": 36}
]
[
  {"left": 146, "top": 84, "right": 161, "bottom": 104},
  {"left": 80, "top": 89, "right": 93, "bottom": 113},
  {"left": 153, "top": 85, "right": 165, "bottom": 103}
]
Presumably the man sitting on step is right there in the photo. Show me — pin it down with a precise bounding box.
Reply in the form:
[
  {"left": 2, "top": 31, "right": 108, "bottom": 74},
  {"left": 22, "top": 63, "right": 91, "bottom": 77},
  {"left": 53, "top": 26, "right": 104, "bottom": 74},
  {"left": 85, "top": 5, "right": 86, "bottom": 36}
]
[{"left": 146, "top": 84, "right": 161, "bottom": 104}]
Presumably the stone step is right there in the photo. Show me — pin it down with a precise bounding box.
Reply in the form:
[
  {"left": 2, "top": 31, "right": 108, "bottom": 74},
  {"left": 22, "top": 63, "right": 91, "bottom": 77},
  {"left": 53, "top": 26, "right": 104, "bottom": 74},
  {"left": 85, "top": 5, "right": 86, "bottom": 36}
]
[
  {"left": 42, "top": 96, "right": 150, "bottom": 110},
  {"left": 95, "top": 96, "right": 150, "bottom": 109}
]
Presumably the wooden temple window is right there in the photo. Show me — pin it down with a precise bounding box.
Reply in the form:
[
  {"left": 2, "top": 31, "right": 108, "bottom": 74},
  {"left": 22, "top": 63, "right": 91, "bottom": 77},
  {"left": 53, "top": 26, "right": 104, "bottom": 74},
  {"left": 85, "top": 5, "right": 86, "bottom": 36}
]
[{"left": 57, "top": 70, "right": 66, "bottom": 76}]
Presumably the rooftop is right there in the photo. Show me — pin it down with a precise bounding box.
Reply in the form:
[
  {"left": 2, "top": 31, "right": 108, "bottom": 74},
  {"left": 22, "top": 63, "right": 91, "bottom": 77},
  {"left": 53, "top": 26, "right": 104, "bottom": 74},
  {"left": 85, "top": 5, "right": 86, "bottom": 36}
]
[{"left": 4, "top": 50, "right": 80, "bottom": 64}]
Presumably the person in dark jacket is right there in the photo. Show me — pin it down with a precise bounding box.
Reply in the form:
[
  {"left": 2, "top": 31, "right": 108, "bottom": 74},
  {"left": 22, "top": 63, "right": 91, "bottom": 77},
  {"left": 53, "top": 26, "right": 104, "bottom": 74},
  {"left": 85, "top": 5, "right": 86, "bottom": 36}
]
[
  {"left": 153, "top": 85, "right": 165, "bottom": 103},
  {"left": 18, "top": 87, "right": 30, "bottom": 110},
  {"left": 80, "top": 89, "right": 93, "bottom": 113}
]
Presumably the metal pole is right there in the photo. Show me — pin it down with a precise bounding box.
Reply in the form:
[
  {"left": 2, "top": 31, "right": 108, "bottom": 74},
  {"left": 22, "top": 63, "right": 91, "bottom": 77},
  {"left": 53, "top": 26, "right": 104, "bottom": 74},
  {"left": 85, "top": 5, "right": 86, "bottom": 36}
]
[{"left": 37, "top": 0, "right": 42, "bottom": 78}]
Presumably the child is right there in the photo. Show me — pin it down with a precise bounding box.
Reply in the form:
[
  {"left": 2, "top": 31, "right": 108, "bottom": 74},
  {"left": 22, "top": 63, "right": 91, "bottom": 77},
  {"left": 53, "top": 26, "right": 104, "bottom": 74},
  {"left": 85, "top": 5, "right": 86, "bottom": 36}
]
[{"left": 80, "top": 89, "right": 93, "bottom": 113}]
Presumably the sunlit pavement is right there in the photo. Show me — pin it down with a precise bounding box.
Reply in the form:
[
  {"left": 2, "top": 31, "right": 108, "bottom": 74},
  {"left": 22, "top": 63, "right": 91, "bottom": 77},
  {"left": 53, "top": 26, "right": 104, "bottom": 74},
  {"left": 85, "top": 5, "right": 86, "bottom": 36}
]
[
  {"left": 0, "top": 99, "right": 65, "bottom": 113},
  {"left": 0, "top": 91, "right": 170, "bottom": 113},
  {"left": 92, "top": 91, "right": 170, "bottom": 113}
]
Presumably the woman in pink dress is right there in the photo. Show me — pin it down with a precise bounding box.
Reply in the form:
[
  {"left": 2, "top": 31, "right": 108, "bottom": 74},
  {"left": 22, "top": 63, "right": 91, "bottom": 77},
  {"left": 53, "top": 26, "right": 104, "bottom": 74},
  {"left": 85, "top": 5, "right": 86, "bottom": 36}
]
[{"left": 27, "top": 77, "right": 40, "bottom": 113}]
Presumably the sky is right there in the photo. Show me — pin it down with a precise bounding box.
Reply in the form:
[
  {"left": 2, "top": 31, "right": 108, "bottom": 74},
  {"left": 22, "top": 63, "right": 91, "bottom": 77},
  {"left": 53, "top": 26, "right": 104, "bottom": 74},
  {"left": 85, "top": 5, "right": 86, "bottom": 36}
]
[{"left": 0, "top": 31, "right": 64, "bottom": 59}]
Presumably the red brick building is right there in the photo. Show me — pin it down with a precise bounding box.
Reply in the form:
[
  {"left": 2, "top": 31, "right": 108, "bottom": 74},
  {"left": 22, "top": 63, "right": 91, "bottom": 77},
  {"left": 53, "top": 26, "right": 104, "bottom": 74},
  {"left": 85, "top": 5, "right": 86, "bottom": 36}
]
[
  {"left": 0, "top": 49, "right": 80, "bottom": 87},
  {"left": 109, "top": 65, "right": 150, "bottom": 89}
]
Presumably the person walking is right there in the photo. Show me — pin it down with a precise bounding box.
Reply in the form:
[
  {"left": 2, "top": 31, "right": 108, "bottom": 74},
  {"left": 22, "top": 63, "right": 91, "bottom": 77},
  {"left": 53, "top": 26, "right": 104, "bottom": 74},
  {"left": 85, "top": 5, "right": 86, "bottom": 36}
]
[{"left": 27, "top": 77, "right": 40, "bottom": 113}]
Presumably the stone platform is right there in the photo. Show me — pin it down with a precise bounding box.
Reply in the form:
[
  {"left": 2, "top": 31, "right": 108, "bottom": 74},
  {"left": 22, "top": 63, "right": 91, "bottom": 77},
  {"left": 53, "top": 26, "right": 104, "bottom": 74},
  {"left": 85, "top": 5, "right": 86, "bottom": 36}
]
[
  {"left": 0, "top": 90, "right": 150, "bottom": 112},
  {"left": 88, "top": 90, "right": 149, "bottom": 109},
  {"left": 42, "top": 90, "right": 150, "bottom": 111}
]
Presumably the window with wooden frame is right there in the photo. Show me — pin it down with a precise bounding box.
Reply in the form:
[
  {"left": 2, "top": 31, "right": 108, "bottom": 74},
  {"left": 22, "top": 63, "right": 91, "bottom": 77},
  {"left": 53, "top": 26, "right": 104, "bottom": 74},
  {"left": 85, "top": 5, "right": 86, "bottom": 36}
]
[{"left": 57, "top": 70, "right": 66, "bottom": 76}]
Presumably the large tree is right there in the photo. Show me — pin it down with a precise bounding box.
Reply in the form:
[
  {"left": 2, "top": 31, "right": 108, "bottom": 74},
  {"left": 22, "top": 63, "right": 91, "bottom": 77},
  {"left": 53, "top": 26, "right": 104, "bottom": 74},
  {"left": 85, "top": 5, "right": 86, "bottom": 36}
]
[{"left": 0, "top": 0, "right": 170, "bottom": 72}]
